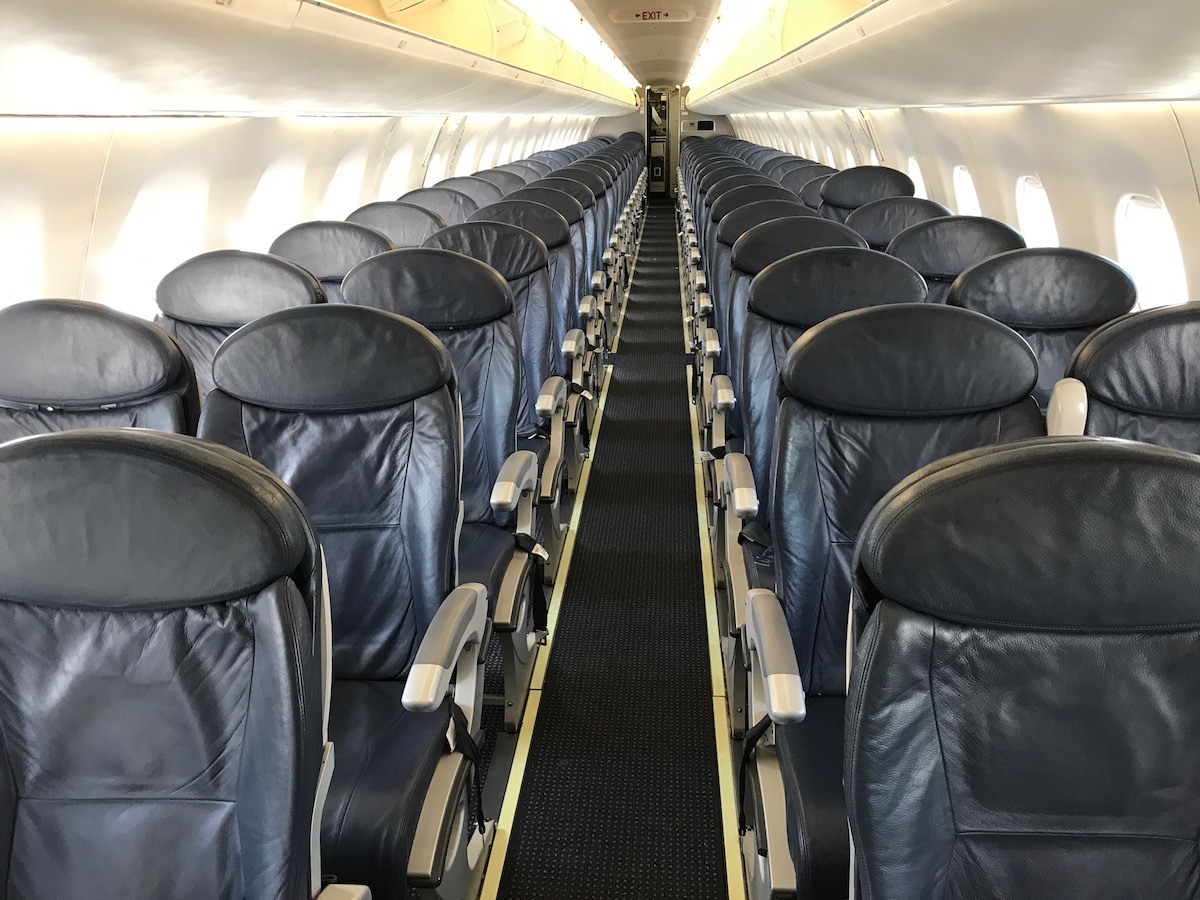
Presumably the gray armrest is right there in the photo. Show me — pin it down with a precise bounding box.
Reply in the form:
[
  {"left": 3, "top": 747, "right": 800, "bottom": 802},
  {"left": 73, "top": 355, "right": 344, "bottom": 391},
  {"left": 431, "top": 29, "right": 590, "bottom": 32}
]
[
  {"left": 591, "top": 271, "right": 606, "bottom": 294},
  {"left": 578, "top": 295, "right": 599, "bottom": 320},
  {"left": 689, "top": 248, "right": 702, "bottom": 267},
  {"left": 562, "top": 329, "right": 585, "bottom": 360},
  {"left": 746, "top": 589, "right": 806, "bottom": 724},
  {"left": 696, "top": 292, "right": 713, "bottom": 317},
  {"left": 1047, "top": 377, "right": 1087, "bottom": 436},
  {"left": 402, "top": 583, "right": 488, "bottom": 713},
  {"left": 712, "top": 375, "right": 736, "bottom": 413},
  {"left": 537, "top": 376, "right": 568, "bottom": 418},
  {"left": 316, "top": 885, "right": 372, "bottom": 900},
  {"left": 723, "top": 452, "right": 759, "bottom": 520},
  {"left": 694, "top": 271, "right": 707, "bottom": 293},
  {"left": 490, "top": 450, "right": 539, "bottom": 514},
  {"left": 703, "top": 328, "right": 720, "bottom": 360}
]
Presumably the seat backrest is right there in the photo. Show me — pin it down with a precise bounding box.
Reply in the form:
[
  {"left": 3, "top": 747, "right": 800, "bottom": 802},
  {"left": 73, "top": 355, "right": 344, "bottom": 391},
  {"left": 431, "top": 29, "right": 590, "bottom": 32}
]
[
  {"left": 772, "top": 303, "right": 1041, "bottom": 693},
  {"left": 847, "top": 437, "right": 1200, "bottom": 900},
  {"left": 510, "top": 186, "right": 589, "bottom": 301},
  {"left": 845, "top": 196, "right": 952, "bottom": 251},
  {"left": 887, "top": 215, "right": 1027, "bottom": 303},
  {"left": 951, "top": 248, "right": 1136, "bottom": 409},
  {"left": 537, "top": 176, "right": 598, "bottom": 278},
  {"left": 342, "top": 248, "right": 520, "bottom": 527},
  {"left": 200, "top": 305, "right": 459, "bottom": 681},
  {"left": 741, "top": 249, "right": 928, "bottom": 521},
  {"left": 1067, "top": 303, "right": 1200, "bottom": 450},
  {"left": 346, "top": 201, "right": 447, "bottom": 248},
  {"left": 779, "top": 164, "right": 838, "bottom": 196},
  {"left": 0, "top": 299, "right": 200, "bottom": 439},
  {"left": 397, "top": 187, "right": 479, "bottom": 226},
  {"left": 473, "top": 169, "right": 527, "bottom": 195},
  {"left": 269, "top": 220, "right": 394, "bottom": 303},
  {"left": 517, "top": 158, "right": 553, "bottom": 177},
  {"left": 422, "top": 222, "right": 553, "bottom": 434},
  {"left": 0, "top": 427, "right": 321, "bottom": 900},
  {"left": 818, "top": 166, "right": 915, "bottom": 223},
  {"left": 470, "top": 199, "right": 575, "bottom": 358},
  {"left": 766, "top": 157, "right": 817, "bottom": 182},
  {"left": 707, "top": 184, "right": 800, "bottom": 277},
  {"left": 798, "top": 174, "right": 836, "bottom": 212},
  {"left": 435, "top": 176, "right": 505, "bottom": 208},
  {"left": 154, "top": 250, "right": 324, "bottom": 400},
  {"left": 491, "top": 162, "right": 538, "bottom": 185},
  {"left": 551, "top": 168, "right": 607, "bottom": 269}
]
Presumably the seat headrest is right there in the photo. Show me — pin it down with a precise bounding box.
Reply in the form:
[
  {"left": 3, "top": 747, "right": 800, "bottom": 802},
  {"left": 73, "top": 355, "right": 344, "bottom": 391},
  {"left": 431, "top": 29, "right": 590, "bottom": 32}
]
[
  {"left": 397, "top": 187, "right": 479, "bottom": 224},
  {"left": 269, "top": 221, "right": 394, "bottom": 280},
  {"left": 0, "top": 300, "right": 188, "bottom": 408},
  {"left": 799, "top": 175, "right": 835, "bottom": 208},
  {"left": 781, "top": 303, "right": 1036, "bottom": 415},
  {"left": 342, "top": 247, "right": 512, "bottom": 328},
  {"left": 711, "top": 185, "right": 799, "bottom": 223},
  {"left": 518, "top": 159, "right": 552, "bottom": 176},
  {"left": 732, "top": 218, "right": 869, "bottom": 276},
  {"left": 0, "top": 429, "right": 310, "bottom": 606},
  {"left": 213, "top": 305, "right": 453, "bottom": 412},
  {"left": 539, "top": 177, "right": 595, "bottom": 209},
  {"left": 435, "top": 176, "right": 505, "bottom": 207},
  {"left": 699, "top": 166, "right": 751, "bottom": 192},
  {"left": 705, "top": 173, "right": 775, "bottom": 202},
  {"left": 844, "top": 197, "right": 952, "bottom": 250},
  {"left": 346, "top": 201, "right": 447, "bottom": 247},
  {"left": 1067, "top": 302, "right": 1200, "bottom": 417},
  {"left": 492, "top": 163, "right": 536, "bottom": 184},
  {"left": 716, "top": 199, "right": 816, "bottom": 246},
  {"left": 750, "top": 248, "right": 928, "bottom": 328},
  {"left": 469, "top": 200, "right": 571, "bottom": 249},
  {"left": 574, "top": 162, "right": 615, "bottom": 186},
  {"left": 779, "top": 165, "right": 838, "bottom": 194},
  {"left": 856, "top": 437, "right": 1200, "bottom": 629},
  {"left": 820, "top": 166, "right": 915, "bottom": 209},
  {"left": 949, "top": 247, "right": 1136, "bottom": 329},
  {"left": 511, "top": 187, "right": 585, "bottom": 225},
  {"left": 156, "top": 250, "right": 324, "bottom": 327},
  {"left": 887, "top": 216, "right": 1027, "bottom": 278},
  {"left": 553, "top": 169, "right": 605, "bottom": 198},
  {"left": 422, "top": 222, "right": 548, "bottom": 281},
  {"left": 474, "top": 169, "right": 527, "bottom": 194}
]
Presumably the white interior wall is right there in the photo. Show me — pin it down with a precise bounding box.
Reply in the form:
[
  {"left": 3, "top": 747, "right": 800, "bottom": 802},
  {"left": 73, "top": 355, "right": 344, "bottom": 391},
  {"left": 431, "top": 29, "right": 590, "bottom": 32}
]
[
  {"left": 730, "top": 100, "right": 1200, "bottom": 307},
  {"left": 0, "top": 113, "right": 595, "bottom": 316}
]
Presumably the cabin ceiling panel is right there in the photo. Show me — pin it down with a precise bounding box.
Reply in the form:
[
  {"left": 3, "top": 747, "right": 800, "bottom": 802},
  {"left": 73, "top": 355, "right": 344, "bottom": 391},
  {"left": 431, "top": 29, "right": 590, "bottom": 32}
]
[
  {"left": 689, "top": 0, "right": 1200, "bottom": 113},
  {"left": 575, "top": 0, "right": 721, "bottom": 86},
  {"left": 3, "top": 0, "right": 633, "bottom": 116}
]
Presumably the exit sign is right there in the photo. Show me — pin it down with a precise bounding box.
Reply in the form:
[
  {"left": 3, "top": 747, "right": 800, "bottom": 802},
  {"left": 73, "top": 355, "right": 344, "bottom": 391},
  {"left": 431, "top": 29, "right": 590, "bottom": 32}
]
[{"left": 611, "top": 8, "right": 694, "bottom": 22}]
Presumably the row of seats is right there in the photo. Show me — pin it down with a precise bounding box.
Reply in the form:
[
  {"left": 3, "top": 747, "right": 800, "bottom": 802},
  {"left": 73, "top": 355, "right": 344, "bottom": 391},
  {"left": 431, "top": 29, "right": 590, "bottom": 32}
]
[
  {"left": 677, "top": 134, "right": 1200, "bottom": 897},
  {"left": 0, "top": 135, "right": 647, "bottom": 899}
]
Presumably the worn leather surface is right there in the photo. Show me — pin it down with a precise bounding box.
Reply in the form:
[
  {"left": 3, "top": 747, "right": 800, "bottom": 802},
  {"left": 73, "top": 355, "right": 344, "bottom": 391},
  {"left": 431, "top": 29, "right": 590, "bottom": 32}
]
[
  {"left": 269, "top": 220, "right": 395, "bottom": 302},
  {"left": 887, "top": 216, "right": 1027, "bottom": 304},
  {"left": 398, "top": 187, "right": 480, "bottom": 227},
  {"left": 848, "top": 438, "right": 1200, "bottom": 899},
  {"left": 536, "top": 178, "right": 598, "bottom": 282},
  {"left": 434, "top": 176, "right": 504, "bottom": 208},
  {"left": 0, "top": 428, "right": 321, "bottom": 899},
  {"left": 798, "top": 174, "right": 835, "bottom": 212},
  {"left": 779, "top": 165, "right": 838, "bottom": 197},
  {"left": 845, "top": 197, "right": 952, "bottom": 251},
  {"left": 818, "top": 166, "right": 915, "bottom": 223},
  {"left": 473, "top": 169, "right": 526, "bottom": 195},
  {"left": 772, "top": 306, "right": 1042, "bottom": 694},
  {"left": 156, "top": 249, "right": 324, "bottom": 327},
  {"left": 459, "top": 522, "right": 518, "bottom": 605},
  {"left": 347, "top": 201, "right": 447, "bottom": 248}
]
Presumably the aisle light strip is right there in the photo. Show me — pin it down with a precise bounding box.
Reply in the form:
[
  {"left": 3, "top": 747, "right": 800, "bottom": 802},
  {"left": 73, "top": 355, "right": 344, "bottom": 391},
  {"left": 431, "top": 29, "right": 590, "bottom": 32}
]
[
  {"left": 685, "top": 0, "right": 779, "bottom": 87},
  {"left": 503, "top": 0, "right": 638, "bottom": 87}
]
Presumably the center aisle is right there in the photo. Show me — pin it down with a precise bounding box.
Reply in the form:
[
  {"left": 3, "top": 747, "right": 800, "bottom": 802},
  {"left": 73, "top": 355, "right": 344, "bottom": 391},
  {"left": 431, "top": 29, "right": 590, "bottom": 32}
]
[{"left": 493, "top": 199, "right": 731, "bottom": 899}]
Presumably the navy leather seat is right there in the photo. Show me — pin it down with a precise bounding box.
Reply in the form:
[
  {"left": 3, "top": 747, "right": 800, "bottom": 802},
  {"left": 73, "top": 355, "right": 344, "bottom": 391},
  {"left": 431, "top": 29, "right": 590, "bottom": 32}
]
[
  {"left": 492, "top": 162, "right": 538, "bottom": 185},
  {"left": 779, "top": 164, "right": 837, "bottom": 198},
  {"left": 342, "top": 248, "right": 546, "bottom": 729},
  {"left": 738, "top": 304, "right": 1042, "bottom": 900},
  {"left": 435, "top": 176, "right": 505, "bottom": 208},
  {"left": 511, "top": 186, "right": 590, "bottom": 306},
  {"left": 199, "top": 305, "right": 490, "bottom": 900},
  {"left": 538, "top": 176, "right": 600, "bottom": 283},
  {"left": 700, "top": 173, "right": 777, "bottom": 257},
  {"left": 887, "top": 215, "right": 1027, "bottom": 303},
  {"left": 817, "top": 166, "right": 915, "bottom": 223},
  {"left": 346, "top": 201, "right": 447, "bottom": 248},
  {"left": 950, "top": 248, "right": 1136, "bottom": 408},
  {"left": 269, "top": 220, "right": 394, "bottom": 302},
  {"left": 517, "top": 158, "right": 553, "bottom": 177},
  {"left": 1066, "top": 302, "right": 1200, "bottom": 450},
  {"left": 474, "top": 169, "right": 527, "bottom": 195},
  {"left": 798, "top": 174, "right": 836, "bottom": 213},
  {"left": 767, "top": 158, "right": 818, "bottom": 183},
  {"left": 844, "top": 196, "right": 952, "bottom": 250},
  {"left": 0, "top": 299, "right": 200, "bottom": 439},
  {"left": 848, "top": 437, "right": 1200, "bottom": 899},
  {"left": 706, "top": 184, "right": 799, "bottom": 275},
  {"left": 154, "top": 249, "right": 324, "bottom": 400},
  {"left": 0, "top": 427, "right": 324, "bottom": 899},
  {"left": 398, "top": 187, "right": 479, "bottom": 226},
  {"left": 552, "top": 168, "right": 608, "bottom": 271}
]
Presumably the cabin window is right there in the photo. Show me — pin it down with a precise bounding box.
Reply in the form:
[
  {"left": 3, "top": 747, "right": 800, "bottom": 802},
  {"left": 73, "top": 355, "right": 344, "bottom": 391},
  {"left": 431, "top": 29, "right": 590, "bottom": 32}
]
[
  {"left": 99, "top": 169, "right": 208, "bottom": 318},
  {"left": 953, "top": 165, "right": 982, "bottom": 216},
  {"left": 230, "top": 157, "right": 305, "bottom": 251},
  {"left": 316, "top": 148, "right": 368, "bottom": 219},
  {"left": 845, "top": 148, "right": 856, "bottom": 169},
  {"left": 907, "top": 157, "right": 927, "bottom": 199},
  {"left": 0, "top": 194, "right": 43, "bottom": 305},
  {"left": 1116, "top": 194, "right": 1189, "bottom": 309},
  {"left": 1015, "top": 176, "right": 1059, "bottom": 247}
]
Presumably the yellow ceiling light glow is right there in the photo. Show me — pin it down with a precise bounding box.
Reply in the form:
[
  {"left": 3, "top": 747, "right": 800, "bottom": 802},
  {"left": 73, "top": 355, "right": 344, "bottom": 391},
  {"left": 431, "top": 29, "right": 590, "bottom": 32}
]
[
  {"left": 504, "top": 0, "right": 638, "bottom": 88},
  {"left": 686, "top": 0, "right": 779, "bottom": 88}
]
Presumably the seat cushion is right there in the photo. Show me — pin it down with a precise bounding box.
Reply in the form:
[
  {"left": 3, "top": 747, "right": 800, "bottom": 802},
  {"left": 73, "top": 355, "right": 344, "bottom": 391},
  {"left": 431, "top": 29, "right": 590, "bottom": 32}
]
[
  {"left": 459, "top": 522, "right": 517, "bottom": 609},
  {"left": 776, "top": 695, "right": 849, "bottom": 899},
  {"left": 321, "top": 682, "right": 449, "bottom": 900},
  {"left": 518, "top": 433, "right": 550, "bottom": 467}
]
